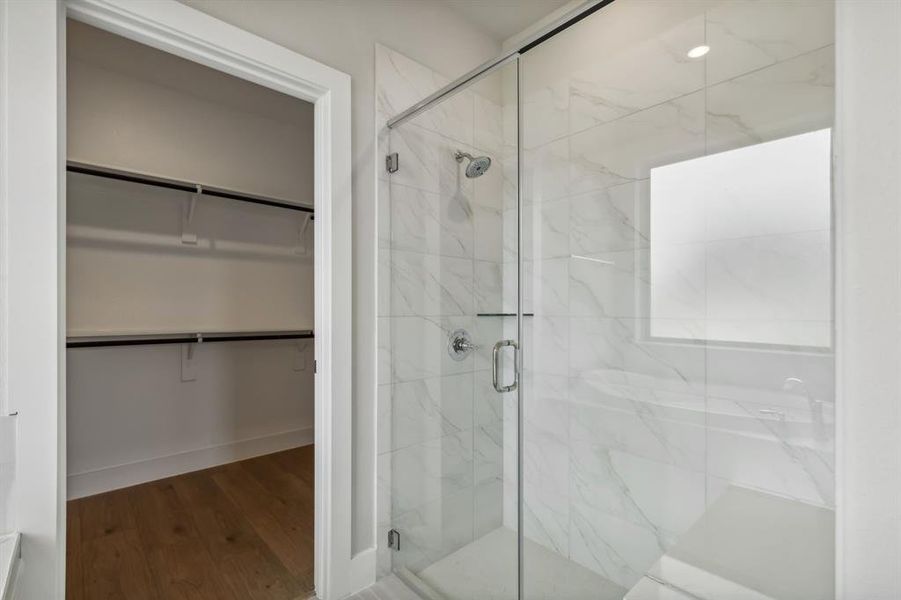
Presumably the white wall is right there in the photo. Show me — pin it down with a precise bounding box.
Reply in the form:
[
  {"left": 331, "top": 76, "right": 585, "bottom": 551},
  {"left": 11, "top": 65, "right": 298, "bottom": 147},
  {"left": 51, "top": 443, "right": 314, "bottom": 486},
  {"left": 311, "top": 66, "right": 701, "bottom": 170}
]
[
  {"left": 835, "top": 1, "right": 901, "bottom": 598},
  {"left": 66, "top": 21, "right": 316, "bottom": 498},
  {"left": 179, "top": 0, "right": 501, "bottom": 554},
  {"left": 0, "top": 1, "right": 66, "bottom": 597}
]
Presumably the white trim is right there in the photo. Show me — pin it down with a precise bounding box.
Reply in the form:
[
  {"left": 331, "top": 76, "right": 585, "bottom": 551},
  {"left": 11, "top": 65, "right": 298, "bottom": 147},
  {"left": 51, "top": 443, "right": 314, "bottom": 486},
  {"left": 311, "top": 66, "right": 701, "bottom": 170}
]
[
  {"left": 834, "top": 2, "right": 901, "bottom": 598},
  {"left": 0, "top": 533, "right": 20, "bottom": 600},
  {"left": 2, "top": 1, "right": 361, "bottom": 598},
  {"left": 67, "top": 427, "right": 314, "bottom": 500},
  {"left": 0, "top": 2, "right": 66, "bottom": 599}
]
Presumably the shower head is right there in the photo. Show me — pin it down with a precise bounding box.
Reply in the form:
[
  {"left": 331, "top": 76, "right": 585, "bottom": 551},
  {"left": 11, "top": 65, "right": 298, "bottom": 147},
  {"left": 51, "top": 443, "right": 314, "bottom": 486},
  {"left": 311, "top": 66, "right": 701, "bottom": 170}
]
[{"left": 454, "top": 150, "right": 492, "bottom": 178}]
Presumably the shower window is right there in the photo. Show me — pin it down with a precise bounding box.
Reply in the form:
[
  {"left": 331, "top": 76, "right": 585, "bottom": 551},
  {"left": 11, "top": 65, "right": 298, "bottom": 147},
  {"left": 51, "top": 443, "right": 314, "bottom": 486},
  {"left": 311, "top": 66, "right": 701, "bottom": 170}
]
[{"left": 649, "top": 128, "right": 833, "bottom": 348}]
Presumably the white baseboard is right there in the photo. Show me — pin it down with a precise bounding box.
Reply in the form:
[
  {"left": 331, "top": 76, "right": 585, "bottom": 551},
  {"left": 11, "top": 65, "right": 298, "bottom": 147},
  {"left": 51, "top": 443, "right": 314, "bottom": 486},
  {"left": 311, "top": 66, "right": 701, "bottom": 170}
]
[{"left": 67, "top": 426, "right": 313, "bottom": 499}]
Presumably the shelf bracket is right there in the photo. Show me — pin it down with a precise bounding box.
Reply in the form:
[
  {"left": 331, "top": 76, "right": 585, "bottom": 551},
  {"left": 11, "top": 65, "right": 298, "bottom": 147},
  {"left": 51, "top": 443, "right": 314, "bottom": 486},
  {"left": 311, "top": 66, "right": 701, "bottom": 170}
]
[
  {"left": 181, "top": 184, "right": 201, "bottom": 244},
  {"left": 296, "top": 212, "right": 312, "bottom": 256}
]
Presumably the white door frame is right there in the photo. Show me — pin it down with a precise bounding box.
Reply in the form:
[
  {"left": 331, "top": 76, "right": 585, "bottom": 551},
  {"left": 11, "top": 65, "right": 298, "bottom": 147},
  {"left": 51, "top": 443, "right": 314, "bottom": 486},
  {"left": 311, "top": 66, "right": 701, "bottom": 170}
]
[{"left": 0, "top": 1, "right": 363, "bottom": 598}]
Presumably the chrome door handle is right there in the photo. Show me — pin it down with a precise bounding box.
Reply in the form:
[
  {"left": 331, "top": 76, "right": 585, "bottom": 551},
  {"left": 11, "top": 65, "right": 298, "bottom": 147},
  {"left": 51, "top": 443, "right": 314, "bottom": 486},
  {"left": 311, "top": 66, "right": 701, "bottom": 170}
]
[{"left": 492, "top": 339, "right": 519, "bottom": 393}]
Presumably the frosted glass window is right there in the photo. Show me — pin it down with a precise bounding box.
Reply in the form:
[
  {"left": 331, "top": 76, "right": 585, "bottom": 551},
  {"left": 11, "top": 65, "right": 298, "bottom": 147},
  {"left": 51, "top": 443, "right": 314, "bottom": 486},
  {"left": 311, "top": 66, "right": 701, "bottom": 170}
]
[{"left": 649, "top": 129, "right": 832, "bottom": 347}]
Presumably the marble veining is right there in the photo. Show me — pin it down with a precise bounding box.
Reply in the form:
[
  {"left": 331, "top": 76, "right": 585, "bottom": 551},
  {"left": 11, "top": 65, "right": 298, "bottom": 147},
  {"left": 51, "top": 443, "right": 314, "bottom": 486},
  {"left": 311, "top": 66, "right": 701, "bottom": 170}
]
[{"left": 376, "top": 2, "right": 836, "bottom": 594}]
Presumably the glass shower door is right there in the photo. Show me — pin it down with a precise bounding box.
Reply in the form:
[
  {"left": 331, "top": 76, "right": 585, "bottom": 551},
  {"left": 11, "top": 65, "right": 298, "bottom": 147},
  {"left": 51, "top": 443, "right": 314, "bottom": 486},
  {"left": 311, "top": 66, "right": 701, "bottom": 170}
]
[
  {"left": 383, "top": 59, "right": 522, "bottom": 599},
  {"left": 520, "top": 1, "right": 835, "bottom": 599}
]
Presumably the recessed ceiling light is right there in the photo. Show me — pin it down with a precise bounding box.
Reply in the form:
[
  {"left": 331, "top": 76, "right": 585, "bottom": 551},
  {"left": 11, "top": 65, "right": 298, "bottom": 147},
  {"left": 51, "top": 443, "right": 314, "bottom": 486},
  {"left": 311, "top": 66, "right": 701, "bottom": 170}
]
[{"left": 687, "top": 45, "right": 710, "bottom": 58}]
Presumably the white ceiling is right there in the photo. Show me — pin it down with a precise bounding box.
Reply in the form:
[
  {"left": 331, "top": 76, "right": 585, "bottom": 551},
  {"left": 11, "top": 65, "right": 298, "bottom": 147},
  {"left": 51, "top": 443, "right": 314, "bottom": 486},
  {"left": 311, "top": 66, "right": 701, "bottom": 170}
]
[{"left": 441, "top": 0, "right": 574, "bottom": 42}]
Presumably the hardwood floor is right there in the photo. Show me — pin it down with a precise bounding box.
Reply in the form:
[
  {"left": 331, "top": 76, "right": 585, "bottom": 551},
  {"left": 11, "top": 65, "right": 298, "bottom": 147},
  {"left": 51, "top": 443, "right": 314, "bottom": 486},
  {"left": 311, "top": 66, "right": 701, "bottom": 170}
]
[{"left": 66, "top": 446, "right": 315, "bottom": 600}]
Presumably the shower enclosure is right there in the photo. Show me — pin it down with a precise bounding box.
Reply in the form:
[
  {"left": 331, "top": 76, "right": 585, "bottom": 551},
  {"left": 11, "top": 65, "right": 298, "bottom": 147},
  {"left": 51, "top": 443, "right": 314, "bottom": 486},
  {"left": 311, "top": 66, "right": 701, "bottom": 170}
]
[{"left": 379, "top": 0, "right": 835, "bottom": 598}]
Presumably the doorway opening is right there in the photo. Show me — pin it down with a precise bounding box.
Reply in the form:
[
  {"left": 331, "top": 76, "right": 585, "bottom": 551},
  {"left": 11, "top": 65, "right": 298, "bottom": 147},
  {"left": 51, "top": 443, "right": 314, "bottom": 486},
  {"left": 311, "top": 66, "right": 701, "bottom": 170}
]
[{"left": 64, "top": 20, "right": 317, "bottom": 599}]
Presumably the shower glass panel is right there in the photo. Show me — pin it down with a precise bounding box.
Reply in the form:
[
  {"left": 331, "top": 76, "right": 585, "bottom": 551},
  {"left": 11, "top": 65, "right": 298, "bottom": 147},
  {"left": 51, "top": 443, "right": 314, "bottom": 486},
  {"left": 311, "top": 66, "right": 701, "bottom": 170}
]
[
  {"left": 385, "top": 60, "right": 521, "bottom": 598},
  {"left": 520, "top": 1, "right": 835, "bottom": 599}
]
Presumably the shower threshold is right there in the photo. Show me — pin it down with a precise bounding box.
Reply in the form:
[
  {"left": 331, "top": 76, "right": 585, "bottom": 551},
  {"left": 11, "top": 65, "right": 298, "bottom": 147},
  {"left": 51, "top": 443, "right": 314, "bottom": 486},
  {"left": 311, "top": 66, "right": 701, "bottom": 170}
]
[{"left": 401, "top": 527, "right": 625, "bottom": 600}]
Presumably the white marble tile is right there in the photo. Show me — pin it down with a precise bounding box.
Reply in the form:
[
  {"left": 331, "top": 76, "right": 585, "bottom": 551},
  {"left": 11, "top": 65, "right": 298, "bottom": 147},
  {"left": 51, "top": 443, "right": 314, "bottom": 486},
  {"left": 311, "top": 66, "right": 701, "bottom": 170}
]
[
  {"left": 570, "top": 446, "right": 707, "bottom": 538},
  {"left": 474, "top": 93, "right": 504, "bottom": 158},
  {"left": 474, "top": 203, "right": 503, "bottom": 262},
  {"left": 522, "top": 78, "right": 569, "bottom": 150},
  {"left": 570, "top": 91, "right": 706, "bottom": 195},
  {"left": 474, "top": 373, "right": 505, "bottom": 427},
  {"left": 390, "top": 316, "right": 474, "bottom": 383},
  {"left": 569, "top": 7, "right": 705, "bottom": 133},
  {"left": 376, "top": 44, "right": 474, "bottom": 146},
  {"left": 570, "top": 180, "right": 650, "bottom": 255},
  {"left": 625, "top": 576, "right": 698, "bottom": 600},
  {"left": 568, "top": 318, "right": 706, "bottom": 396},
  {"left": 468, "top": 318, "right": 508, "bottom": 375},
  {"left": 390, "top": 182, "right": 473, "bottom": 259},
  {"left": 705, "top": 344, "right": 835, "bottom": 404},
  {"left": 569, "top": 378, "right": 707, "bottom": 471},
  {"left": 523, "top": 317, "right": 570, "bottom": 377},
  {"left": 706, "top": 46, "right": 835, "bottom": 155},
  {"left": 523, "top": 138, "right": 570, "bottom": 204},
  {"left": 520, "top": 258, "right": 570, "bottom": 317},
  {"left": 523, "top": 482, "right": 570, "bottom": 557},
  {"left": 705, "top": 0, "right": 835, "bottom": 86},
  {"left": 392, "top": 486, "right": 475, "bottom": 572},
  {"left": 526, "top": 197, "right": 570, "bottom": 260},
  {"left": 570, "top": 249, "right": 646, "bottom": 319},
  {"left": 474, "top": 260, "right": 504, "bottom": 314},
  {"left": 473, "top": 479, "right": 504, "bottom": 539},
  {"left": 522, "top": 428, "right": 570, "bottom": 496},
  {"left": 390, "top": 251, "right": 473, "bottom": 317},
  {"left": 390, "top": 124, "right": 475, "bottom": 200},
  {"left": 522, "top": 372, "right": 569, "bottom": 438},
  {"left": 706, "top": 396, "right": 834, "bottom": 506},
  {"left": 569, "top": 500, "right": 667, "bottom": 589},
  {"left": 472, "top": 147, "right": 505, "bottom": 210},
  {"left": 390, "top": 373, "right": 474, "bottom": 452},
  {"left": 475, "top": 420, "right": 504, "bottom": 485},
  {"left": 391, "top": 430, "right": 474, "bottom": 516}
]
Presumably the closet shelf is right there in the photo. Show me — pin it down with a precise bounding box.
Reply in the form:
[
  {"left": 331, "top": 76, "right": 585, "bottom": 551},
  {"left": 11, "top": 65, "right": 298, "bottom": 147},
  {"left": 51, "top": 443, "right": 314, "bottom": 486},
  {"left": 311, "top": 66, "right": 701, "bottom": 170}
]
[
  {"left": 67, "top": 330, "right": 314, "bottom": 348},
  {"left": 67, "top": 161, "right": 314, "bottom": 215}
]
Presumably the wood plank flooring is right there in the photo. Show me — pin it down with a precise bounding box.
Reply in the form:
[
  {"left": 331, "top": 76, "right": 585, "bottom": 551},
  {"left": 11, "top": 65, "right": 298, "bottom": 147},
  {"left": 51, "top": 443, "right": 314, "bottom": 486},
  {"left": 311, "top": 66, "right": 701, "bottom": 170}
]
[{"left": 66, "top": 446, "right": 315, "bottom": 600}]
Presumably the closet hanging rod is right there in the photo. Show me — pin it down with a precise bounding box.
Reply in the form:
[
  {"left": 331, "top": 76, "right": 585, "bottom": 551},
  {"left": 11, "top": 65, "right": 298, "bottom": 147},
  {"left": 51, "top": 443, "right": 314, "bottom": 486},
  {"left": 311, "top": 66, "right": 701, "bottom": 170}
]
[
  {"left": 67, "top": 162, "right": 315, "bottom": 215},
  {"left": 66, "top": 330, "right": 314, "bottom": 348}
]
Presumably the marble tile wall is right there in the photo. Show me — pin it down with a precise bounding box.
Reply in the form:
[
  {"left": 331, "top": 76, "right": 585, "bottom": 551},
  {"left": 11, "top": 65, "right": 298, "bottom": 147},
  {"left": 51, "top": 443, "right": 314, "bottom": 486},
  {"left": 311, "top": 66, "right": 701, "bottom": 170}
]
[
  {"left": 377, "top": 0, "right": 836, "bottom": 593},
  {"left": 514, "top": 0, "right": 836, "bottom": 591},
  {"left": 375, "top": 44, "right": 509, "bottom": 578}
]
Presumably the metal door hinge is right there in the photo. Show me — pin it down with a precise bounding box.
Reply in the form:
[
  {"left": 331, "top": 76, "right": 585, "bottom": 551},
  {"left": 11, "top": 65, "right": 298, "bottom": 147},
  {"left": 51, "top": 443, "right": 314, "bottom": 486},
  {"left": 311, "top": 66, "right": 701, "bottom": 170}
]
[
  {"left": 386, "top": 153, "right": 399, "bottom": 174},
  {"left": 387, "top": 528, "right": 401, "bottom": 551},
  {"left": 313, "top": 360, "right": 317, "bottom": 374}
]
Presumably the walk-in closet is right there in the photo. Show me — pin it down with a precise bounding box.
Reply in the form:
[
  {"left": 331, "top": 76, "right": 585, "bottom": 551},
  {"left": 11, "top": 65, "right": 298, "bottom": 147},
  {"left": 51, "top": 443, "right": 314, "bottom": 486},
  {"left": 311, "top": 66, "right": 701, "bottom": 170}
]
[{"left": 64, "top": 20, "right": 317, "bottom": 599}]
